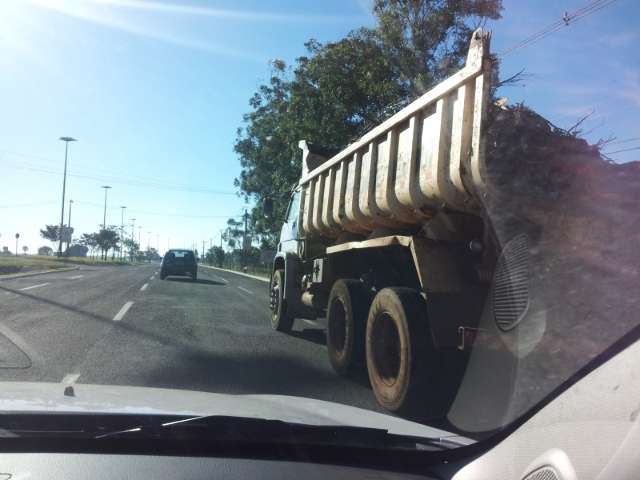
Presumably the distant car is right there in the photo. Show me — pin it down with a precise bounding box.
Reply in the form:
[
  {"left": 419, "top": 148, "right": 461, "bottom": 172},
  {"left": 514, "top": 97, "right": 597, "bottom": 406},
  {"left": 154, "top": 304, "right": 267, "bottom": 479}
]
[{"left": 160, "top": 249, "right": 197, "bottom": 281}]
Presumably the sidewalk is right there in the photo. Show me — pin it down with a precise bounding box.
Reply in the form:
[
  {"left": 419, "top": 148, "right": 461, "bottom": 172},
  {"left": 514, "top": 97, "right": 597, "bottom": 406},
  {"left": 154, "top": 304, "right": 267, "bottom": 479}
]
[
  {"left": 0, "top": 266, "right": 79, "bottom": 281},
  {"left": 199, "top": 264, "right": 269, "bottom": 283}
]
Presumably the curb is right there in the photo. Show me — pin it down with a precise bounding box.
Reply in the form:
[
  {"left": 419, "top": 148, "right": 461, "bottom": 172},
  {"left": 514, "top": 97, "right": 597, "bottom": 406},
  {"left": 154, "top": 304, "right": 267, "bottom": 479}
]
[
  {"left": 0, "top": 266, "right": 80, "bottom": 281},
  {"left": 199, "top": 265, "right": 270, "bottom": 283}
]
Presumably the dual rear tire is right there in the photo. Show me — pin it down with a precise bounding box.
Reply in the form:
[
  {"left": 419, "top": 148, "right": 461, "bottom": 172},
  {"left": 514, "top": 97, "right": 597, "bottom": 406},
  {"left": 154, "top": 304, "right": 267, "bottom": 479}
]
[{"left": 327, "top": 283, "right": 442, "bottom": 417}]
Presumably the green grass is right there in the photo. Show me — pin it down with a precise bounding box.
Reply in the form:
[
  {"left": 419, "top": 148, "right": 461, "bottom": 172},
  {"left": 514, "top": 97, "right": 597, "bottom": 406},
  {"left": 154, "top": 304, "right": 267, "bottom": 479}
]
[{"left": 0, "top": 255, "right": 133, "bottom": 275}]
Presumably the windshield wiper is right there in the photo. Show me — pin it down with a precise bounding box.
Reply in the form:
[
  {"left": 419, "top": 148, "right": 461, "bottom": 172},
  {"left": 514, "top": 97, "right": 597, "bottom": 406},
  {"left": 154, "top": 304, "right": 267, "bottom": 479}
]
[{"left": 95, "top": 415, "right": 466, "bottom": 450}]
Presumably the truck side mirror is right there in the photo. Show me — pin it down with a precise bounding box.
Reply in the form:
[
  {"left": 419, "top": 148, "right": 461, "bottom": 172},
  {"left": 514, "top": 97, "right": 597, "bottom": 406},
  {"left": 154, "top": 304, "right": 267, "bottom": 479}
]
[{"left": 263, "top": 198, "right": 274, "bottom": 218}]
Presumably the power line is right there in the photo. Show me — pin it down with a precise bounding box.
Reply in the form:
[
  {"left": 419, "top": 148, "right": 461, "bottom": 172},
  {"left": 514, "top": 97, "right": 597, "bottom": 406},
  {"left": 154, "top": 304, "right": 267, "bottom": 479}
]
[
  {"left": 0, "top": 152, "right": 237, "bottom": 196},
  {"left": 0, "top": 201, "right": 57, "bottom": 209},
  {"left": 603, "top": 146, "right": 640, "bottom": 155},
  {"left": 499, "top": 0, "right": 620, "bottom": 57},
  {"left": 72, "top": 200, "right": 243, "bottom": 219}
]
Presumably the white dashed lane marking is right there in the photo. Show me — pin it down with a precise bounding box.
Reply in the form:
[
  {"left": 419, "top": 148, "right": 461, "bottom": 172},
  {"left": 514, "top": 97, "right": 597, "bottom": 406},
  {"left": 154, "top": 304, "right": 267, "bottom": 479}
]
[
  {"left": 19, "top": 283, "right": 50, "bottom": 291},
  {"left": 140, "top": 283, "right": 148, "bottom": 291},
  {"left": 113, "top": 301, "right": 134, "bottom": 321},
  {"left": 237, "top": 286, "right": 253, "bottom": 295},
  {"left": 68, "top": 275, "right": 84, "bottom": 280}
]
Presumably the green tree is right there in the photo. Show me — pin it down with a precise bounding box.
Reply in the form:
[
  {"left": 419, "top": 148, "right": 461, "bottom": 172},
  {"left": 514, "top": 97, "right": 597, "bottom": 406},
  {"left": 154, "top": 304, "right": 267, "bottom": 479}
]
[
  {"left": 79, "top": 233, "right": 99, "bottom": 258},
  {"left": 122, "top": 238, "right": 139, "bottom": 262},
  {"left": 38, "top": 245, "right": 53, "bottom": 256},
  {"left": 223, "top": 218, "right": 244, "bottom": 249},
  {"left": 212, "top": 246, "right": 225, "bottom": 267},
  {"left": 95, "top": 228, "right": 120, "bottom": 260},
  {"left": 373, "top": 0, "right": 502, "bottom": 96},
  {"left": 40, "top": 225, "right": 60, "bottom": 246}
]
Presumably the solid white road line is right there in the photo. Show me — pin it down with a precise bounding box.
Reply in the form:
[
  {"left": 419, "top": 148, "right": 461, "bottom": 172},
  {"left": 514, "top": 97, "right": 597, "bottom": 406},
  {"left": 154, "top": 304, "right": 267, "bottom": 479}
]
[
  {"left": 140, "top": 283, "right": 148, "bottom": 291},
  {"left": 113, "top": 301, "right": 134, "bottom": 321},
  {"left": 61, "top": 373, "right": 81, "bottom": 384},
  {"left": 19, "top": 282, "right": 50, "bottom": 291},
  {"left": 68, "top": 275, "right": 84, "bottom": 280},
  {"left": 0, "top": 322, "right": 43, "bottom": 365},
  {"left": 237, "top": 286, "right": 253, "bottom": 295}
]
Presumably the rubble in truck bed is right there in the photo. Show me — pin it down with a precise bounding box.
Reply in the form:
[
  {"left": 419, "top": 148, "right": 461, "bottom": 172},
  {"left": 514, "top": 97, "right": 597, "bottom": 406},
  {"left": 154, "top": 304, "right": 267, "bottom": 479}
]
[{"left": 481, "top": 103, "right": 640, "bottom": 417}]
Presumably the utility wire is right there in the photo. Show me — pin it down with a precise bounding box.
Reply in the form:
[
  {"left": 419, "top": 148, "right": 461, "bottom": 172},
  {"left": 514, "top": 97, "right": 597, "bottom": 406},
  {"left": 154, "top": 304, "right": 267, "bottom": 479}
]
[
  {"left": 603, "top": 146, "right": 640, "bottom": 155},
  {"left": 0, "top": 153, "right": 237, "bottom": 196},
  {"left": 500, "top": 0, "right": 620, "bottom": 56},
  {"left": 72, "top": 199, "right": 243, "bottom": 219},
  {"left": 0, "top": 201, "right": 57, "bottom": 209}
]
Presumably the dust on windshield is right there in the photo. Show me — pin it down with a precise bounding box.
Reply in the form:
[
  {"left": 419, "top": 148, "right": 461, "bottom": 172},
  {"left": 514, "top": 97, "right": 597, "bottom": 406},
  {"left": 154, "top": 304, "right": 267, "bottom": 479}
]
[{"left": 0, "top": 0, "right": 638, "bottom": 445}]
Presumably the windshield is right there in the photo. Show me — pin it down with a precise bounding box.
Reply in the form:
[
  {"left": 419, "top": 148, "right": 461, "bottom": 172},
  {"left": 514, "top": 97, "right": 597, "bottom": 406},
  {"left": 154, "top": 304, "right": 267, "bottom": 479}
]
[{"left": 0, "top": 0, "right": 638, "bottom": 455}]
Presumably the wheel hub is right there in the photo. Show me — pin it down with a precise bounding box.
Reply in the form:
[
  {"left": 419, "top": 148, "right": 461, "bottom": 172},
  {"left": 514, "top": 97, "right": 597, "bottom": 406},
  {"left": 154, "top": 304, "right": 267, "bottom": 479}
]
[{"left": 372, "top": 312, "right": 401, "bottom": 386}]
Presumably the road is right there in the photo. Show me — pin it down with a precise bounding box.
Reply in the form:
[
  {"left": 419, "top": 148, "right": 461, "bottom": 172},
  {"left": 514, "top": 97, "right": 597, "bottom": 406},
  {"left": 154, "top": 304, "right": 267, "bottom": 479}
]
[{"left": 0, "top": 264, "right": 380, "bottom": 413}]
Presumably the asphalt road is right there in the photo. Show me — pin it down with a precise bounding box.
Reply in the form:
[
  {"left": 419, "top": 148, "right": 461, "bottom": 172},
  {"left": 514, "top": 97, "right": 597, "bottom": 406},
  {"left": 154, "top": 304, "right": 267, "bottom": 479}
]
[{"left": 0, "top": 264, "right": 379, "bottom": 412}]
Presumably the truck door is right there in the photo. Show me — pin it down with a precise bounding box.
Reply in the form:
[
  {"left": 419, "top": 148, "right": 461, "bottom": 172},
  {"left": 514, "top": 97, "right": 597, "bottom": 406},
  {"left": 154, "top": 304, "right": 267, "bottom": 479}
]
[{"left": 279, "top": 189, "right": 301, "bottom": 254}]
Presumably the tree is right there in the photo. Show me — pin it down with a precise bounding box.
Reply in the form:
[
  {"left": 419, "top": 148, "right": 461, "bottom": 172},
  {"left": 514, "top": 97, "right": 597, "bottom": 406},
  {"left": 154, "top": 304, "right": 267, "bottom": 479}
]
[
  {"left": 209, "top": 246, "right": 225, "bottom": 267},
  {"left": 233, "top": 1, "right": 502, "bottom": 243},
  {"left": 143, "top": 247, "right": 161, "bottom": 262},
  {"left": 95, "top": 228, "right": 120, "bottom": 260},
  {"left": 79, "top": 233, "right": 99, "bottom": 259},
  {"left": 223, "top": 218, "right": 244, "bottom": 249},
  {"left": 22, "top": 245, "right": 28, "bottom": 255},
  {"left": 38, "top": 246, "right": 53, "bottom": 256},
  {"left": 122, "top": 238, "right": 139, "bottom": 262},
  {"left": 40, "top": 225, "right": 60, "bottom": 246},
  {"left": 373, "top": 0, "right": 502, "bottom": 96}
]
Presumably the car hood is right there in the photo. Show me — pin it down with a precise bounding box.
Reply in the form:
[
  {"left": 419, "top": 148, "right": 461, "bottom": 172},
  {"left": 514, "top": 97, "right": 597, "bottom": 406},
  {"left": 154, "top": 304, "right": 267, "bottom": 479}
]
[{"left": 0, "top": 382, "right": 472, "bottom": 444}]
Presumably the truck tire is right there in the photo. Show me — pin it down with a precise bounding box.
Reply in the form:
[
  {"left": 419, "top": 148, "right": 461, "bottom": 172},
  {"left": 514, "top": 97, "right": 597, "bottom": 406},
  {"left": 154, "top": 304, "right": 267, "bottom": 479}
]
[
  {"left": 270, "top": 269, "right": 294, "bottom": 332},
  {"left": 326, "top": 279, "right": 370, "bottom": 376},
  {"left": 366, "top": 287, "right": 439, "bottom": 417}
]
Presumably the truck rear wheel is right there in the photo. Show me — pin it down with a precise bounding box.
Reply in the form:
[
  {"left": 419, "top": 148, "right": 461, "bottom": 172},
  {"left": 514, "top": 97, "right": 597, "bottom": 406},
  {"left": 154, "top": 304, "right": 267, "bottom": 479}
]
[
  {"left": 270, "top": 269, "right": 294, "bottom": 332},
  {"left": 366, "top": 287, "right": 438, "bottom": 417},
  {"left": 326, "top": 279, "right": 370, "bottom": 376}
]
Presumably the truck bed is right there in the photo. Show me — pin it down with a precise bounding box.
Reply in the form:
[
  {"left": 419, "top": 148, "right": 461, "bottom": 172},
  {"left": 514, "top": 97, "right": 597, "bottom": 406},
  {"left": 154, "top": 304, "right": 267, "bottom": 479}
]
[{"left": 299, "top": 30, "right": 492, "bottom": 238}]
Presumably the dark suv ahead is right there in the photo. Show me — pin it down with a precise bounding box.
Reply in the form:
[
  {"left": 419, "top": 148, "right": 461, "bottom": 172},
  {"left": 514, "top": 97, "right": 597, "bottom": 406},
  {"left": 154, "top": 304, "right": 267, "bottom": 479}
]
[{"left": 160, "top": 249, "right": 197, "bottom": 281}]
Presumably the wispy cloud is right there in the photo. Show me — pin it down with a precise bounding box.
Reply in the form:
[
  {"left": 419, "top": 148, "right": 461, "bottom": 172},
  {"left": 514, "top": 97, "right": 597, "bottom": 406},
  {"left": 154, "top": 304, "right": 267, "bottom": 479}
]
[
  {"left": 89, "top": 0, "right": 358, "bottom": 23},
  {"left": 620, "top": 71, "right": 640, "bottom": 108},
  {"left": 597, "top": 31, "right": 638, "bottom": 48},
  {"left": 29, "top": 0, "right": 265, "bottom": 61}
]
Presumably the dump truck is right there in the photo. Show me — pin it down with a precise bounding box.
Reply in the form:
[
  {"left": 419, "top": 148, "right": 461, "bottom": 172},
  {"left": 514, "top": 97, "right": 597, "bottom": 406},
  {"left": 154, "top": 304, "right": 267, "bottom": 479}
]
[{"left": 268, "top": 30, "right": 504, "bottom": 416}]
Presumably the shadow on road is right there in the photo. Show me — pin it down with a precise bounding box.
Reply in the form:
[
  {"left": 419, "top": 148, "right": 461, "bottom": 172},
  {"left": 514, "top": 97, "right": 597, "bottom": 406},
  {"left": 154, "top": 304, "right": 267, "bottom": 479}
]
[
  {"left": 288, "top": 328, "right": 326, "bottom": 346},
  {"left": 164, "top": 277, "right": 225, "bottom": 286}
]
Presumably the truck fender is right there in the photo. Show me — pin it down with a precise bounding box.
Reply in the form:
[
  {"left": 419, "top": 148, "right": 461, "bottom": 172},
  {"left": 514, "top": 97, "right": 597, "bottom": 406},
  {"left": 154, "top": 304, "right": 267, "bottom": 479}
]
[{"left": 272, "top": 252, "right": 300, "bottom": 301}]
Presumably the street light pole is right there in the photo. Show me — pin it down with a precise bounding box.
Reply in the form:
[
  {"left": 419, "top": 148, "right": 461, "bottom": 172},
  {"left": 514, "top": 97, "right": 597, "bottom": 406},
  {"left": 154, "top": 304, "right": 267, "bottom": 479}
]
[
  {"left": 67, "top": 199, "right": 73, "bottom": 249},
  {"left": 101, "top": 186, "right": 112, "bottom": 229},
  {"left": 120, "top": 206, "right": 126, "bottom": 259},
  {"left": 58, "top": 137, "right": 77, "bottom": 256}
]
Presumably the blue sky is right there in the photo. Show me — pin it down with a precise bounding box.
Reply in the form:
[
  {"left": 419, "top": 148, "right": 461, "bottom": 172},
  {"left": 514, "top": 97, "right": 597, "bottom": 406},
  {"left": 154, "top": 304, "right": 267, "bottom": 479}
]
[{"left": 0, "top": 0, "right": 638, "bottom": 254}]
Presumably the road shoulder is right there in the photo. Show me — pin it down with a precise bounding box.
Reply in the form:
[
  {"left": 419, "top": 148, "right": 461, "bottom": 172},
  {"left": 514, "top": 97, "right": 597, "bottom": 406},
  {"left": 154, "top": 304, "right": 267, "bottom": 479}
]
[{"left": 199, "top": 265, "right": 269, "bottom": 283}]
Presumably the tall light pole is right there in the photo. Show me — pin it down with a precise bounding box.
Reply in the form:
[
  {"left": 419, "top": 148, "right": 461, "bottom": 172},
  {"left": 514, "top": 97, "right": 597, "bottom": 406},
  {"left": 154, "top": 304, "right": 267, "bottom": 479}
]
[
  {"left": 101, "top": 185, "right": 111, "bottom": 229},
  {"left": 58, "top": 137, "right": 77, "bottom": 256},
  {"left": 147, "top": 231, "right": 151, "bottom": 251},
  {"left": 138, "top": 226, "right": 142, "bottom": 246},
  {"left": 130, "top": 218, "right": 136, "bottom": 241},
  {"left": 120, "top": 206, "right": 126, "bottom": 259},
  {"left": 67, "top": 199, "right": 73, "bottom": 249}
]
